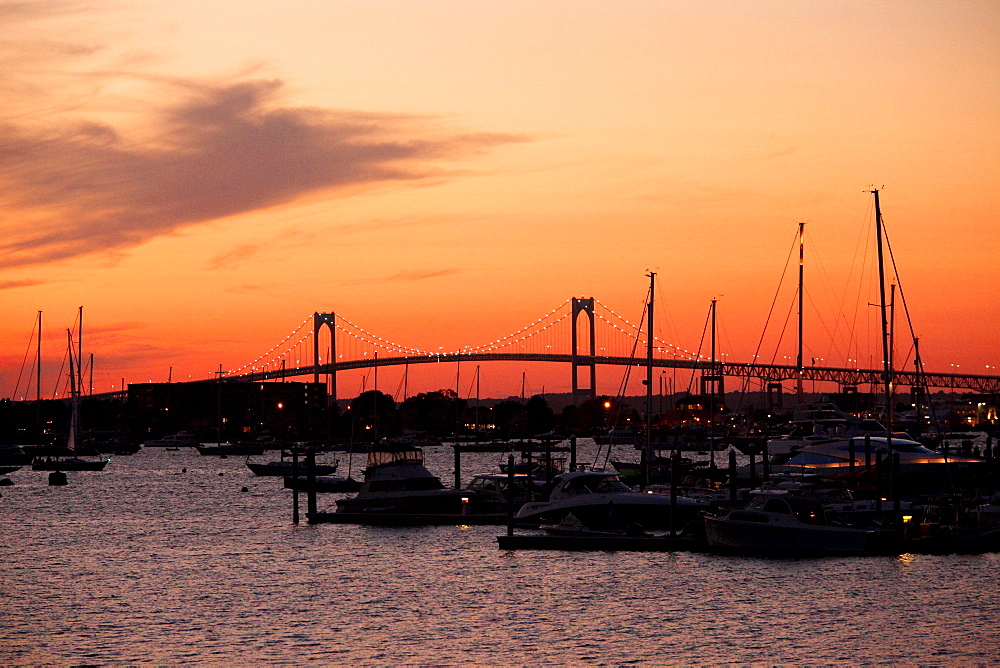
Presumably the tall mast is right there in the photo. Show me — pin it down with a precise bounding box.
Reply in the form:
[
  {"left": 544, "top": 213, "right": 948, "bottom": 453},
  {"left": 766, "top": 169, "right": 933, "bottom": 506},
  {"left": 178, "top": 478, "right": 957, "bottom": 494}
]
[
  {"left": 645, "top": 272, "right": 655, "bottom": 462},
  {"left": 873, "top": 188, "right": 896, "bottom": 509},
  {"left": 873, "top": 189, "right": 893, "bottom": 413},
  {"left": 36, "top": 311, "right": 42, "bottom": 403},
  {"left": 78, "top": 306, "right": 84, "bottom": 397},
  {"left": 796, "top": 222, "right": 805, "bottom": 400},
  {"left": 35, "top": 311, "right": 42, "bottom": 438},
  {"left": 709, "top": 298, "right": 717, "bottom": 470},
  {"left": 67, "top": 328, "right": 78, "bottom": 451}
]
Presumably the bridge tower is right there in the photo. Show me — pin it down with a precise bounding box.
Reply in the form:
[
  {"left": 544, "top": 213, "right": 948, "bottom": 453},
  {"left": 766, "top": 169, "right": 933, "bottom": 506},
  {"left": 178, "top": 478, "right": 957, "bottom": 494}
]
[
  {"left": 571, "top": 298, "right": 597, "bottom": 405},
  {"left": 313, "top": 312, "right": 337, "bottom": 402}
]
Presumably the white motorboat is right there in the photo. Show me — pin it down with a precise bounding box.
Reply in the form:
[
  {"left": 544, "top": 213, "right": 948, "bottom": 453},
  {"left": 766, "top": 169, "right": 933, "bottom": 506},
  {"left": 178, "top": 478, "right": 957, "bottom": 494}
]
[
  {"left": 768, "top": 435, "right": 982, "bottom": 475},
  {"left": 335, "top": 445, "right": 472, "bottom": 515},
  {"left": 514, "top": 470, "right": 710, "bottom": 530},
  {"left": 704, "top": 494, "right": 896, "bottom": 555},
  {"left": 144, "top": 432, "right": 199, "bottom": 448}
]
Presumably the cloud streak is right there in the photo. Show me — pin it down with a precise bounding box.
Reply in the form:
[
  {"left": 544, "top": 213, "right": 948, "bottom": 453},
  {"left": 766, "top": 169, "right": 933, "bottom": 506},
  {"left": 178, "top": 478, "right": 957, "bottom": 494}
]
[{"left": 0, "top": 74, "right": 527, "bottom": 268}]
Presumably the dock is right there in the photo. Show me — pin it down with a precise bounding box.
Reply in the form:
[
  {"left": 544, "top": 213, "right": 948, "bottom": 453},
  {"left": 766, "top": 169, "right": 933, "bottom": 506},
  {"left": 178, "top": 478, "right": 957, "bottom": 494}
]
[
  {"left": 307, "top": 512, "right": 509, "bottom": 526},
  {"left": 497, "top": 533, "right": 709, "bottom": 552}
]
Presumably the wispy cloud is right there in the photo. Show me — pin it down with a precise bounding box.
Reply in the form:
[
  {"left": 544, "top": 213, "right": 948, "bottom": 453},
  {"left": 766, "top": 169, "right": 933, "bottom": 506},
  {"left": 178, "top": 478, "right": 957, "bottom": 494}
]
[
  {"left": 0, "top": 78, "right": 526, "bottom": 268},
  {"left": 0, "top": 278, "right": 48, "bottom": 290},
  {"left": 337, "top": 268, "right": 464, "bottom": 287},
  {"left": 0, "top": 6, "right": 529, "bottom": 270}
]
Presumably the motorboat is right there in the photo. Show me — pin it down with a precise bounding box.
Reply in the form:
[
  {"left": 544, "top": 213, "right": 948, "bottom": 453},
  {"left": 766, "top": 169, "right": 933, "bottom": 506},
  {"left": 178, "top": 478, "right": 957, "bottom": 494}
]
[
  {"left": 196, "top": 442, "right": 265, "bottom": 456},
  {"left": 768, "top": 435, "right": 982, "bottom": 475},
  {"left": 514, "top": 470, "right": 711, "bottom": 530},
  {"left": 144, "top": 432, "right": 199, "bottom": 448},
  {"left": 765, "top": 404, "right": 912, "bottom": 457},
  {"left": 703, "top": 494, "right": 896, "bottom": 555},
  {"left": 464, "top": 472, "right": 546, "bottom": 514},
  {"left": 335, "top": 445, "right": 473, "bottom": 515},
  {"left": 246, "top": 454, "right": 339, "bottom": 477}
]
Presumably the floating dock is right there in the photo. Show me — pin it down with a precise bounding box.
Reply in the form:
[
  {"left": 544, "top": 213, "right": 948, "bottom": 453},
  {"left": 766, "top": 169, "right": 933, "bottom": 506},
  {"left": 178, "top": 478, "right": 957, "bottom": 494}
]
[
  {"left": 497, "top": 533, "right": 708, "bottom": 552},
  {"left": 307, "top": 511, "right": 509, "bottom": 526}
]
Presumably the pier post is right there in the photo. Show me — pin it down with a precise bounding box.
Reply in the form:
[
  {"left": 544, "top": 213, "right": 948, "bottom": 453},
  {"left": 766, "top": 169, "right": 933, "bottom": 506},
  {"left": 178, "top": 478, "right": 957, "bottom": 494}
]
[
  {"left": 306, "top": 449, "right": 317, "bottom": 517},
  {"left": 728, "top": 449, "right": 737, "bottom": 505},
  {"left": 454, "top": 445, "right": 462, "bottom": 490},
  {"left": 864, "top": 434, "right": 872, "bottom": 469},
  {"left": 292, "top": 450, "right": 300, "bottom": 525},
  {"left": 891, "top": 452, "right": 901, "bottom": 517},
  {"left": 874, "top": 451, "right": 883, "bottom": 518},
  {"left": 544, "top": 446, "right": 552, "bottom": 485},
  {"left": 670, "top": 450, "right": 680, "bottom": 536},
  {"left": 506, "top": 453, "right": 515, "bottom": 537},
  {"left": 748, "top": 451, "right": 756, "bottom": 484},
  {"left": 849, "top": 439, "right": 856, "bottom": 475},
  {"left": 570, "top": 435, "right": 577, "bottom": 472},
  {"left": 639, "top": 447, "right": 648, "bottom": 490},
  {"left": 762, "top": 443, "right": 769, "bottom": 482}
]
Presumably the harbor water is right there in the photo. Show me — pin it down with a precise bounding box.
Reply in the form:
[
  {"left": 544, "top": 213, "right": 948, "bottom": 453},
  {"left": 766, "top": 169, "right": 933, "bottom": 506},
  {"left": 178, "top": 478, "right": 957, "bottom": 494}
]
[{"left": 2, "top": 442, "right": 999, "bottom": 665}]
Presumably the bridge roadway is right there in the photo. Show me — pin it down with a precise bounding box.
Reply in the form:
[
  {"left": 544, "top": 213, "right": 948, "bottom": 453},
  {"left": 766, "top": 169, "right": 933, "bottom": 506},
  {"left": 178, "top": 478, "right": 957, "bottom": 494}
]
[{"left": 224, "top": 353, "right": 1000, "bottom": 394}]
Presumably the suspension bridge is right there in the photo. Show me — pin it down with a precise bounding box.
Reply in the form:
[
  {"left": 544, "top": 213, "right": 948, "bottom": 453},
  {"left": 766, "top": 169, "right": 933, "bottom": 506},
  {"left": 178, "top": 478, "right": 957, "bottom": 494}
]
[{"left": 220, "top": 297, "right": 1000, "bottom": 401}]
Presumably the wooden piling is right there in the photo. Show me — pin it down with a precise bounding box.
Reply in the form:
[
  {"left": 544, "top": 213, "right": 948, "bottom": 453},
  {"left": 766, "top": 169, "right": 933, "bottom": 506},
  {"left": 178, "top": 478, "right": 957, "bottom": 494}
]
[
  {"left": 728, "top": 449, "right": 737, "bottom": 505},
  {"left": 670, "top": 450, "right": 680, "bottom": 536},
  {"left": 292, "top": 450, "right": 300, "bottom": 525},
  {"left": 306, "top": 449, "right": 317, "bottom": 516},
  {"left": 506, "top": 453, "right": 515, "bottom": 537}
]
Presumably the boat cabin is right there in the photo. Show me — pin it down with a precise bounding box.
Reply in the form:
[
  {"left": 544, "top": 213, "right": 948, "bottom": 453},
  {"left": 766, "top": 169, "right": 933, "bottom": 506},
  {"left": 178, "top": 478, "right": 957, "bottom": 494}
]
[
  {"left": 366, "top": 445, "right": 424, "bottom": 468},
  {"left": 553, "top": 473, "right": 633, "bottom": 497},
  {"left": 738, "top": 496, "right": 829, "bottom": 525}
]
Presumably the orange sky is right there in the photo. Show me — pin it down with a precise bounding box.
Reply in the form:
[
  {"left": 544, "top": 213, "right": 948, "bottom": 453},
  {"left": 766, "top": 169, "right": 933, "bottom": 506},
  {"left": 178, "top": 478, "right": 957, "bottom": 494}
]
[{"left": 1, "top": 0, "right": 998, "bottom": 401}]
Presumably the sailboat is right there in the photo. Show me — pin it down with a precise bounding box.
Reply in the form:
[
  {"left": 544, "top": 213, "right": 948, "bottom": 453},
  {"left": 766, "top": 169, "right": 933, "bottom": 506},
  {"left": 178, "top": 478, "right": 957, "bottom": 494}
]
[{"left": 32, "top": 330, "right": 109, "bottom": 472}]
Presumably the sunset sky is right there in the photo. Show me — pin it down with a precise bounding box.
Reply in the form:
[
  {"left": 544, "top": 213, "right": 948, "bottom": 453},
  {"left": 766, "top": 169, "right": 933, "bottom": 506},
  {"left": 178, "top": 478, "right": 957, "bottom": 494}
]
[{"left": 1, "top": 0, "right": 997, "bottom": 401}]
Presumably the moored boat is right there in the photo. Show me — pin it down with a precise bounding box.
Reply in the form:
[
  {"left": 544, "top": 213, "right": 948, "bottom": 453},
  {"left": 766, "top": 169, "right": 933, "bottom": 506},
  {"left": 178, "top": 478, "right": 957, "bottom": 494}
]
[
  {"left": 197, "top": 443, "right": 265, "bottom": 456},
  {"left": 703, "top": 494, "right": 897, "bottom": 555},
  {"left": 514, "top": 470, "right": 711, "bottom": 530},
  {"left": 332, "top": 444, "right": 473, "bottom": 515},
  {"left": 247, "top": 456, "right": 339, "bottom": 477},
  {"left": 144, "top": 432, "right": 199, "bottom": 448}
]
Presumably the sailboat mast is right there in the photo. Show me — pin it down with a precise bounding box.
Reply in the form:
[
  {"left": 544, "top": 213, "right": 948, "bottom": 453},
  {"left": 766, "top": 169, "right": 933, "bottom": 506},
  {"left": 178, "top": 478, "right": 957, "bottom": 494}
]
[
  {"left": 873, "top": 189, "right": 893, "bottom": 414},
  {"left": 873, "top": 188, "right": 897, "bottom": 509},
  {"left": 67, "top": 329, "right": 78, "bottom": 450},
  {"left": 36, "top": 311, "right": 42, "bottom": 403},
  {"left": 78, "top": 306, "right": 83, "bottom": 398},
  {"left": 796, "top": 222, "right": 805, "bottom": 399},
  {"left": 645, "top": 272, "right": 655, "bottom": 462},
  {"left": 709, "top": 298, "right": 717, "bottom": 470}
]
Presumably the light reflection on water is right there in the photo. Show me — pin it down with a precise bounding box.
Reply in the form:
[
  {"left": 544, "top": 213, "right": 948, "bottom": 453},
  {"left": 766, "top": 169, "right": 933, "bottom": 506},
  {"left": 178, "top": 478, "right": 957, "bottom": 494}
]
[{"left": 1, "top": 444, "right": 998, "bottom": 665}]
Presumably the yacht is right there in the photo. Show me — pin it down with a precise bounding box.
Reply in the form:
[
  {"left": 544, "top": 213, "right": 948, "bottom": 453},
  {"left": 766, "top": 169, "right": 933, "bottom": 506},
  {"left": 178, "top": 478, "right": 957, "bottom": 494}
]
[
  {"left": 704, "top": 494, "right": 897, "bottom": 555},
  {"left": 766, "top": 403, "right": 909, "bottom": 457},
  {"left": 144, "top": 432, "right": 199, "bottom": 448},
  {"left": 768, "top": 435, "right": 981, "bottom": 474},
  {"left": 514, "top": 470, "right": 710, "bottom": 530},
  {"left": 335, "top": 445, "right": 472, "bottom": 515}
]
